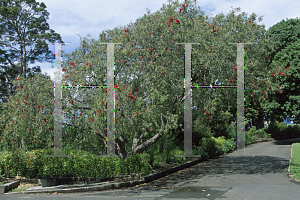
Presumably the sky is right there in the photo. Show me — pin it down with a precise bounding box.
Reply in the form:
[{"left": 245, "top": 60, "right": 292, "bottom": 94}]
[{"left": 3, "top": 0, "right": 299, "bottom": 128}]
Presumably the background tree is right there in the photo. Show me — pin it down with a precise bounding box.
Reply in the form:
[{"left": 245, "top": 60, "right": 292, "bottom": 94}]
[
  {"left": 53, "top": 0, "right": 286, "bottom": 159},
  {"left": 261, "top": 17, "right": 300, "bottom": 124},
  {"left": 0, "top": 0, "right": 64, "bottom": 150}
]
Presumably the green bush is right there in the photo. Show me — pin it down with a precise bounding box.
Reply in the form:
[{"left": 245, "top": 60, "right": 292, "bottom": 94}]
[
  {"left": 192, "top": 145, "right": 209, "bottom": 160},
  {"left": 245, "top": 127, "right": 258, "bottom": 145},
  {"left": 0, "top": 148, "right": 154, "bottom": 179},
  {"left": 199, "top": 136, "right": 222, "bottom": 157},
  {"left": 267, "top": 121, "right": 300, "bottom": 140},
  {"left": 255, "top": 128, "right": 271, "bottom": 138},
  {"left": 223, "top": 138, "right": 236, "bottom": 153},
  {"left": 169, "top": 149, "right": 187, "bottom": 163}
]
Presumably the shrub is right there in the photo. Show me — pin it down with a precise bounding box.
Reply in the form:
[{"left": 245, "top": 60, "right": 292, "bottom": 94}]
[
  {"left": 245, "top": 127, "right": 258, "bottom": 145},
  {"left": 223, "top": 138, "right": 236, "bottom": 153},
  {"left": 169, "top": 149, "right": 187, "bottom": 163},
  {"left": 199, "top": 136, "right": 219, "bottom": 157},
  {"left": 255, "top": 128, "right": 271, "bottom": 138},
  {"left": 266, "top": 121, "right": 300, "bottom": 140}
]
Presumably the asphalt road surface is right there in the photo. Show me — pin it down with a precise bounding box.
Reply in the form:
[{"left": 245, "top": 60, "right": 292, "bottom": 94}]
[{"left": 2, "top": 138, "right": 300, "bottom": 200}]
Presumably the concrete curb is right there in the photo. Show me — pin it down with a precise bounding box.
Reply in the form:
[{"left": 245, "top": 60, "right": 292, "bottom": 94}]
[
  {"left": 288, "top": 143, "right": 299, "bottom": 184},
  {"left": 0, "top": 180, "right": 20, "bottom": 193},
  {"left": 6, "top": 157, "right": 205, "bottom": 195}
]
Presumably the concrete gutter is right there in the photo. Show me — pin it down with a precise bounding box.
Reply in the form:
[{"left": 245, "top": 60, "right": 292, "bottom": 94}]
[{"left": 6, "top": 157, "right": 205, "bottom": 195}]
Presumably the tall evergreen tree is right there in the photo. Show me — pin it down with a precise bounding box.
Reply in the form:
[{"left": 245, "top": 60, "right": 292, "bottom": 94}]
[
  {"left": 262, "top": 17, "right": 300, "bottom": 124},
  {"left": 0, "top": 0, "right": 64, "bottom": 109},
  {"left": 0, "top": 0, "right": 64, "bottom": 150}
]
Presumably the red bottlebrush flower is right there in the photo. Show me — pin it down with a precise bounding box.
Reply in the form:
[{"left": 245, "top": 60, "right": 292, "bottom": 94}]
[
  {"left": 121, "top": 114, "right": 124, "bottom": 117},
  {"left": 17, "top": 99, "right": 20, "bottom": 102},
  {"left": 170, "top": 62, "right": 172, "bottom": 65},
  {"left": 105, "top": 88, "right": 107, "bottom": 93},
  {"left": 99, "top": 110, "right": 103, "bottom": 114},
  {"left": 12, "top": 120, "right": 14, "bottom": 123},
  {"left": 9, "top": 105, "right": 11, "bottom": 107},
  {"left": 272, "top": 73, "right": 275, "bottom": 76},
  {"left": 14, "top": 140, "right": 16, "bottom": 143},
  {"left": 134, "top": 42, "right": 136, "bottom": 46},
  {"left": 267, "top": 57, "right": 270, "bottom": 60},
  {"left": 286, "top": 67, "right": 290, "bottom": 70},
  {"left": 70, "top": 62, "right": 75, "bottom": 66},
  {"left": 65, "top": 75, "right": 69, "bottom": 78},
  {"left": 136, "top": 111, "right": 140, "bottom": 114},
  {"left": 89, "top": 64, "right": 92, "bottom": 67},
  {"left": 249, "top": 20, "right": 252, "bottom": 23},
  {"left": 34, "top": 140, "right": 36, "bottom": 144},
  {"left": 203, "top": 17, "right": 205, "bottom": 19},
  {"left": 176, "top": 19, "right": 180, "bottom": 24},
  {"left": 62, "top": 68, "right": 67, "bottom": 72},
  {"left": 212, "top": 25, "right": 215, "bottom": 29},
  {"left": 209, "top": 116, "right": 212, "bottom": 119},
  {"left": 37, "top": 105, "right": 40, "bottom": 109},
  {"left": 150, "top": 49, "right": 153, "bottom": 52},
  {"left": 148, "top": 127, "right": 151, "bottom": 130},
  {"left": 287, "top": 74, "right": 290, "bottom": 78},
  {"left": 49, "top": 127, "right": 53, "bottom": 130},
  {"left": 142, "top": 56, "right": 144, "bottom": 59},
  {"left": 163, "top": 72, "right": 166, "bottom": 74},
  {"left": 253, "top": 92, "right": 256, "bottom": 95},
  {"left": 278, "top": 71, "right": 283, "bottom": 75},
  {"left": 205, "top": 111, "right": 209, "bottom": 114},
  {"left": 80, "top": 113, "right": 82, "bottom": 116},
  {"left": 86, "top": 62, "right": 89, "bottom": 66},
  {"left": 209, "top": 47, "right": 212, "bottom": 49},
  {"left": 71, "top": 100, "right": 73, "bottom": 104},
  {"left": 226, "top": 63, "right": 229, "bottom": 65},
  {"left": 102, "top": 101, "right": 105, "bottom": 105},
  {"left": 234, "top": 67, "right": 237, "bottom": 71},
  {"left": 149, "top": 33, "right": 152, "bottom": 36},
  {"left": 263, "top": 91, "right": 266, "bottom": 94},
  {"left": 229, "top": 79, "right": 233, "bottom": 83},
  {"left": 141, "top": 68, "right": 143, "bottom": 70},
  {"left": 22, "top": 109, "right": 25, "bottom": 111},
  {"left": 23, "top": 115, "right": 25, "bottom": 117},
  {"left": 233, "top": 64, "right": 235, "bottom": 67},
  {"left": 119, "top": 59, "right": 121, "bottom": 63},
  {"left": 50, "top": 112, "right": 52, "bottom": 115},
  {"left": 125, "top": 28, "right": 128, "bottom": 32}
]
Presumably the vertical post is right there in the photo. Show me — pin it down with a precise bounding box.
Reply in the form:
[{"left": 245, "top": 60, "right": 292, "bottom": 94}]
[
  {"left": 229, "top": 42, "right": 253, "bottom": 155},
  {"left": 99, "top": 43, "right": 122, "bottom": 158},
  {"left": 176, "top": 43, "right": 201, "bottom": 158},
  {"left": 46, "top": 42, "right": 70, "bottom": 158}
]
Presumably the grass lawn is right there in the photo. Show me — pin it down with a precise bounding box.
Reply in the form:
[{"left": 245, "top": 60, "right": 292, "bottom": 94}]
[{"left": 290, "top": 143, "right": 300, "bottom": 181}]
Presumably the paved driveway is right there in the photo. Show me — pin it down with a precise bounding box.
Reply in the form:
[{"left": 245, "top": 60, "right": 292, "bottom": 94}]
[{"left": 2, "top": 138, "right": 300, "bottom": 199}]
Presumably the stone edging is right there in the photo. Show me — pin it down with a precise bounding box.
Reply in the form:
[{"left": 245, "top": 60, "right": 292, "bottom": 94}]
[{"left": 7, "top": 157, "right": 205, "bottom": 194}]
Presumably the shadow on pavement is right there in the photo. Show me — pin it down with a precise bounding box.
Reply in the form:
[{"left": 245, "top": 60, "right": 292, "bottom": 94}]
[{"left": 272, "top": 137, "right": 300, "bottom": 145}]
